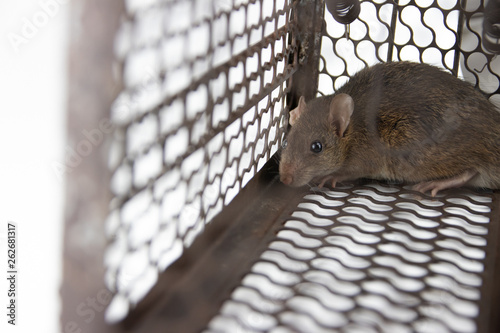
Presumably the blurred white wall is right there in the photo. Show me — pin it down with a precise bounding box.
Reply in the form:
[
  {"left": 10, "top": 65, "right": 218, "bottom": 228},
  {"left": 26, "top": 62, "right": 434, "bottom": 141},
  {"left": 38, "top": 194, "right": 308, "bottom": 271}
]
[{"left": 0, "top": 1, "right": 67, "bottom": 332}]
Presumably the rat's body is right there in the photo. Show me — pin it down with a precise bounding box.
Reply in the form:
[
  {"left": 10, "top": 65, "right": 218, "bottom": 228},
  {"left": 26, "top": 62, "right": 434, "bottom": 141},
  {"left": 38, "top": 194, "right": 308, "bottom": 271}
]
[{"left": 279, "top": 61, "right": 500, "bottom": 195}]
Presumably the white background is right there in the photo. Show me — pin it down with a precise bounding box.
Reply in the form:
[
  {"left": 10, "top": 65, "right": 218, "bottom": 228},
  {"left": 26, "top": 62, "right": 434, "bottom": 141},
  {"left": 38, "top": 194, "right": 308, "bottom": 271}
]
[{"left": 0, "top": 0, "right": 67, "bottom": 332}]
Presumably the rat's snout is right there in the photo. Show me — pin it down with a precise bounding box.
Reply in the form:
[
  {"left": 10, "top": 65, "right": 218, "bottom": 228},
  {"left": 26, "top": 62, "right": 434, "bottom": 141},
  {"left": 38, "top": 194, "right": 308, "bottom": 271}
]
[
  {"left": 280, "top": 173, "right": 293, "bottom": 185},
  {"left": 279, "top": 161, "right": 295, "bottom": 185}
]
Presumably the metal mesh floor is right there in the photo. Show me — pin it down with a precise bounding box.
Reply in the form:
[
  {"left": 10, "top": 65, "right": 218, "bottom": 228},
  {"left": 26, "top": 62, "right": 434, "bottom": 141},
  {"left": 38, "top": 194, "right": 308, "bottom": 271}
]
[{"left": 205, "top": 182, "right": 495, "bottom": 333}]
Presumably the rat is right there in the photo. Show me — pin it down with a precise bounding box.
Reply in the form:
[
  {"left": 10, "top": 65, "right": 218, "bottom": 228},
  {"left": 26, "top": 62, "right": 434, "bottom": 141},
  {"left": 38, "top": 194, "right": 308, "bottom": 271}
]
[{"left": 279, "top": 61, "right": 500, "bottom": 196}]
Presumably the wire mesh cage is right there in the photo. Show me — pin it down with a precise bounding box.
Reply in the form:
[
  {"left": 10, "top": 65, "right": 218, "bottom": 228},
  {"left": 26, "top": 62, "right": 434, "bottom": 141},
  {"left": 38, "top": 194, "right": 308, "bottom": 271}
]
[
  {"left": 318, "top": 0, "right": 500, "bottom": 104},
  {"left": 104, "top": 0, "right": 299, "bottom": 322},
  {"left": 102, "top": 0, "right": 500, "bottom": 332}
]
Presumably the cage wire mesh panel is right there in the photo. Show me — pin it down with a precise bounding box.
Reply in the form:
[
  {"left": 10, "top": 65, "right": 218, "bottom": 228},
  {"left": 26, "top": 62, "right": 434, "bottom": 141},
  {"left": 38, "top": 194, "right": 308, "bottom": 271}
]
[
  {"left": 205, "top": 183, "right": 496, "bottom": 333},
  {"left": 104, "top": 0, "right": 298, "bottom": 322},
  {"left": 318, "top": 0, "right": 500, "bottom": 105}
]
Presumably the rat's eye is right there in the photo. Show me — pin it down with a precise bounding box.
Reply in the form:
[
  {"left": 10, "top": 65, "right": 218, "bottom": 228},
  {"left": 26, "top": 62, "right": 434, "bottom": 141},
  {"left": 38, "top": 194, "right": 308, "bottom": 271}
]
[
  {"left": 310, "top": 140, "right": 323, "bottom": 153},
  {"left": 282, "top": 139, "right": 288, "bottom": 149}
]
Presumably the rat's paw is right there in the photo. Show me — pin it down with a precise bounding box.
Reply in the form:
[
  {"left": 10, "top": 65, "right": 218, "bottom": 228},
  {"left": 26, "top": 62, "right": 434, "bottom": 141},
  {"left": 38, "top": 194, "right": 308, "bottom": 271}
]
[
  {"left": 318, "top": 175, "right": 337, "bottom": 188},
  {"left": 412, "top": 181, "right": 443, "bottom": 197},
  {"left": 413, "top": 170, "right": 478, "bottom": 197}
]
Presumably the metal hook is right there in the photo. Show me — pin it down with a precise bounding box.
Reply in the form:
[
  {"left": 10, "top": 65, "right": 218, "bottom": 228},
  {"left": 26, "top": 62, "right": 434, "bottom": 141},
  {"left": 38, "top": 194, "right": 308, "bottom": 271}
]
[
  {"left": 345, "top": 24, "right": 350, "bottom": 40},
  {"left": 474, "top": 54, "right": 498, "bottom": 73},
  {"left": 474, "top": 62, "right": 488, "bottom": 73}
]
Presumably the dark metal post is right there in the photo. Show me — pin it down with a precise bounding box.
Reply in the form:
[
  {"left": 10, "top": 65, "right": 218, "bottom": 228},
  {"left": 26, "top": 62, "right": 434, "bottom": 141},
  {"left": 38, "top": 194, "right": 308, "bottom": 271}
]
[
  {"left": 60, "top": 1, "right": 124, "bottom": 333},
  {"left": 287, "top": 0, "right": 326, "bottom": 106}
]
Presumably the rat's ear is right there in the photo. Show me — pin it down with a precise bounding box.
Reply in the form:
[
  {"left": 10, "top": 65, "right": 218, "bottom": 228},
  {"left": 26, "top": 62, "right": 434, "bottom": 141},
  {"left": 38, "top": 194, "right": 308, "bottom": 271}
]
[
  {"left": 289, "top": 96, "right": 307, "bottom": 126},
  {"left": 329, "top": 93, "right": 354, "bottom": 137}
]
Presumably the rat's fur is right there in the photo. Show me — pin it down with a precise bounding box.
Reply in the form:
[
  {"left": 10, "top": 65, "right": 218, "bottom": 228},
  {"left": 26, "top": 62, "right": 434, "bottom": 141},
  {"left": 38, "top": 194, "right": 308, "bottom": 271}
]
[{"left": 279, "top": 61, "right": 500, "bottom": 195}]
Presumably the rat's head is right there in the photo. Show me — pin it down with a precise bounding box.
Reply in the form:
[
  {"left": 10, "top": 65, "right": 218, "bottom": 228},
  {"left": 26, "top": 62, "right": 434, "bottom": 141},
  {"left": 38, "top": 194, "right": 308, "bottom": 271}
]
[{"left": 279, "top": 94, "right": 354, "bottom": 187}]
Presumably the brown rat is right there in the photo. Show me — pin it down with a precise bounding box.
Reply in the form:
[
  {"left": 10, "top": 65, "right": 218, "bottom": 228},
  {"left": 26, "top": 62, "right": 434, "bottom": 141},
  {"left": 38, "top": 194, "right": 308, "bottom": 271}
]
[{"left": 279, "top": 61, "right": 500, "bottom": 196}]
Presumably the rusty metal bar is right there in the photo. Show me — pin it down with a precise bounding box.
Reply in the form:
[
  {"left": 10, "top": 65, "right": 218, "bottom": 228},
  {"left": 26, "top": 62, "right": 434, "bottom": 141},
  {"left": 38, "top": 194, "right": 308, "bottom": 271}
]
[
  {"left": 60, "top": 1, "right": 124, "bottom": 333},
  {"left": 477, "top": 192, "right": 500, "bottom": 333},
  {"left": 287, "top": 0, "right": 326, "bottom": 107}
]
